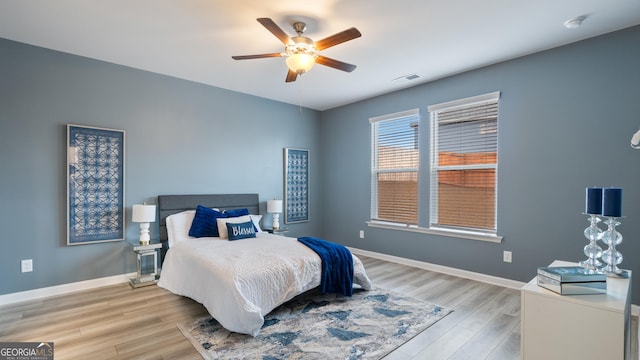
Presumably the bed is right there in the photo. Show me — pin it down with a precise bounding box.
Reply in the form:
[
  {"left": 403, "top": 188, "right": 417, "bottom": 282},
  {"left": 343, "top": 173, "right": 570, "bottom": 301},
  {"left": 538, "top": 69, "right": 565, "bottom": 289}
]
[{"left": 156, "top": 194, "right": 373, "bottom": 336}]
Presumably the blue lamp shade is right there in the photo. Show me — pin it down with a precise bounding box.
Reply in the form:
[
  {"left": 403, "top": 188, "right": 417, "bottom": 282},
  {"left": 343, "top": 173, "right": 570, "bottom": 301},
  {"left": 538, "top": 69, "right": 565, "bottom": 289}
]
[
  {"left": 602, "top": 188, "right": 622, "bottom": 218},
  {"left": 585, "top": 187, "right": 602, "bottom": 215}
]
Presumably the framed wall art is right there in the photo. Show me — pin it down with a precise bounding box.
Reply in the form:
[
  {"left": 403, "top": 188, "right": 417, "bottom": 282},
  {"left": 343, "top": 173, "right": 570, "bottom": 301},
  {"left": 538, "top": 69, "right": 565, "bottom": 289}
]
[
  {"left": 284, "top": 148, "right": 309, "bottom": 224},
  {"left": 67, "top": 124, "right": 125, "bottom": 245}
]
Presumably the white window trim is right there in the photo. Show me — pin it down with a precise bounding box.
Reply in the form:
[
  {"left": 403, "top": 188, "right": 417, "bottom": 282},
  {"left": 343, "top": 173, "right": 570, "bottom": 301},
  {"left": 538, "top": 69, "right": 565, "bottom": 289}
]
[
  {"left": 370, "top": 108, "right": 420, "bottom": 223},
  {"left": 369, "top": 108, "right": 420, "bottom": 124},
  {"left": 366, "top": 220, "right": 503, "bottom": 243},
  {"left": 366, "top": 97, "right": 504, "bottom": 243},
  {"left": 427, "top": 91, "right": 500, "bottom": 113},
  {"left": 428, "top": 91, "right": 501, "bottom": 236}
]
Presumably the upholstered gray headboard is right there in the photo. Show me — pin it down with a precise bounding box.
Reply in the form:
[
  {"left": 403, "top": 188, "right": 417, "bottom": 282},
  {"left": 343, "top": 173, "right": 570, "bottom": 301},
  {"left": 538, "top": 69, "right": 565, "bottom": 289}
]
[{"left": 157, "top": 193, "right": 259, "bottom": 258}]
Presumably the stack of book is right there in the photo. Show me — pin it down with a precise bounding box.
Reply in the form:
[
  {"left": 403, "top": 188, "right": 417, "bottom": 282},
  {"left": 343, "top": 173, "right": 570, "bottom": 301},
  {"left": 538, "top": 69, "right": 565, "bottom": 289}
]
[{"left": 537, "top": 266, "right": 607, "bottom": 295}]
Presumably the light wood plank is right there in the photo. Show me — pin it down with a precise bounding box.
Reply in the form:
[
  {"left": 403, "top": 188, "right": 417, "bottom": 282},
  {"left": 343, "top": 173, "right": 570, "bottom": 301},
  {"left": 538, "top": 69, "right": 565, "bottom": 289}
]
[{"left": 0, "top": 255, "right": 636, "bottom": 360}]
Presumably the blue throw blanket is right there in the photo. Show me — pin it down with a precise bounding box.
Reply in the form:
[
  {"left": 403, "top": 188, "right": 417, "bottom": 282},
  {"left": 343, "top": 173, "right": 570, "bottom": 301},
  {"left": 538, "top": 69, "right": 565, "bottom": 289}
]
[{"left": 298, "top": 237, "right": 354, "bottom": 296}]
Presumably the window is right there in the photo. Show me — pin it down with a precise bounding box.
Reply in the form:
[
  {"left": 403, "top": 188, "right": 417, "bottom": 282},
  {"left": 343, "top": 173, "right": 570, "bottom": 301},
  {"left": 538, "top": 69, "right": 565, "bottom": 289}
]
[
  {"left": 370, "top": 109, "right": 420, "bottom": 224},
  {"left": 428, "top": 92, "right": 500, "bottom": 234}
]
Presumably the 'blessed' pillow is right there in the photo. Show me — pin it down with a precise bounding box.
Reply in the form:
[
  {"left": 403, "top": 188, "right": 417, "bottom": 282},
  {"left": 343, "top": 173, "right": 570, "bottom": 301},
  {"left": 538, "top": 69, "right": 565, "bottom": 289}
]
[
  {"left": 189, "top": 205, "right": 227, "bottom": 238},
  {"left": 226, "top": 221, "right": 256, "bottom": 240},
  {"left": 224, "top": 208, "right": 260, "bottom": 232},
  {"left": 216, "top": 215, "right": 252, "bottom": 239}
]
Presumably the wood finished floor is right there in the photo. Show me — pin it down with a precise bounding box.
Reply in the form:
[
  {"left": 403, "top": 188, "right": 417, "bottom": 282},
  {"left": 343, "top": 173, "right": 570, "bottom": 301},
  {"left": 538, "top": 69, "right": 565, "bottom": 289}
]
[{"left": 0, "top": 255, "right": 636, "bottom": 359}]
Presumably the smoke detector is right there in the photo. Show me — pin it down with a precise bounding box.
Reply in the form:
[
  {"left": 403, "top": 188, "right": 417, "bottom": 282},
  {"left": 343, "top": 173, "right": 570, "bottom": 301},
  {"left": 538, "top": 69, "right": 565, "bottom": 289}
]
[{"left": 564, "top": 16, "right": 586, "bottom": 29}]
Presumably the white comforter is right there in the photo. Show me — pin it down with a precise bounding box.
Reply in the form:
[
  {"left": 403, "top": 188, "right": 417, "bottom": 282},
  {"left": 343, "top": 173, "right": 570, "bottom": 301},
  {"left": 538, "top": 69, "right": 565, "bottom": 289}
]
[{"left": 157, "top": 232, "right": 372, "bottom": 336}]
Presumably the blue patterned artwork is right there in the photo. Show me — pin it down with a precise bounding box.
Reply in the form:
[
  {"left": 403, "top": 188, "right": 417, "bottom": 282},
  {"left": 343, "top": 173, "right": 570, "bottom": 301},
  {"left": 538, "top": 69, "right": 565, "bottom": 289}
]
[
  {"left": 67, "top": 125, "right": 125, "bottom": 245},
  {"left": 284, "top": 148, "right": 309, "bottom": 224}
]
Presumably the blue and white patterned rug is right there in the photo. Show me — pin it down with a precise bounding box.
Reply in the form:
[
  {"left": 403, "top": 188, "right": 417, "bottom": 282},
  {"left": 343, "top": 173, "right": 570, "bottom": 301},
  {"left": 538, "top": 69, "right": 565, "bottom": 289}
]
[{"left": 178, "top": 287, "right": 452, "bottom": 359}]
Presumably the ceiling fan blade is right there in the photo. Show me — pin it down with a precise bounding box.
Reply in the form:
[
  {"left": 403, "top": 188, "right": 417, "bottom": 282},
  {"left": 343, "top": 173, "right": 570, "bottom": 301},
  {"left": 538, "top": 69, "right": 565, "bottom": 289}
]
[
  {"left": 314, "top": 27, "right": 361, "bottom": 51},
  {"left": 232, "top": 53, "right": 283, "bottom": 60},
  {"left": 315, "top": 55, "right": 357, "bottom": 72},
  {"left": 285, "top": 69, "right": 298, "bottom": 82},
  {"left": 257, "top": 18, "right": 291, "bottom": 45}
]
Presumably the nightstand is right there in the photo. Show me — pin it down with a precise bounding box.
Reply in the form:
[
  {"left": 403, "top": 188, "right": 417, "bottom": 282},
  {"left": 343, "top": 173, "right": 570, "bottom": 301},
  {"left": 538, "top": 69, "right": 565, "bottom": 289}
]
[
  {"left": 265, "top": 227, "right": 288, "bottom": 235},
  {"left": 129, "top": 242, "right": 162, "bottom": 288},
  {"left": 521, "top": 260, "right": 631, "bottom": 359}
]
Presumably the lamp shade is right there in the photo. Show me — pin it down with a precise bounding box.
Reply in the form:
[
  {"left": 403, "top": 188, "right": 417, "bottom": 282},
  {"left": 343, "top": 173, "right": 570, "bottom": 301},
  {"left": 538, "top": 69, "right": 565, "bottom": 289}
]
[
  {"left": 286, "top": 53, "right": 315, "bottom": 73},
  {"left": 267, "top": 200, "right": 283, "bottom": 213},
  {"left": 132, "top": 204, "right": 156, "bottom": 223}
]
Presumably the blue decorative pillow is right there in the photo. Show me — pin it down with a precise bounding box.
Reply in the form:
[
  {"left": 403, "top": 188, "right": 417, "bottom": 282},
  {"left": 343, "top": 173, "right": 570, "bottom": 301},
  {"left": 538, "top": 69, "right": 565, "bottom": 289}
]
[
  {"left": 224, "top": 208, "right": 261, "bottom": 232},
  {"left": 189, "top": 205, "right": 227, "bottom": 237},
  {"left": 226, "top": 221, "right": 257, "bottom": 240},
  {"left": 224, "top": 208, "right": 250, "bottom": 217}
]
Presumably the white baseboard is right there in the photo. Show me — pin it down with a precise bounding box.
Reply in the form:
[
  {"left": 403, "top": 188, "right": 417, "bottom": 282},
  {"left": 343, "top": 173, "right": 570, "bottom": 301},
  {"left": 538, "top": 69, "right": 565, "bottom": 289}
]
[
  {"left": 349, "top": 247, "right": 640, "bottom": 317},
  {"left": 4, "top": 250, "right": 640, "bottom": 318},
  {"left": 0, "top": 272, "right": 136, "bottom": 306},
  {"left": 349, "top": 247, "right": 526, "bottom": 290}
]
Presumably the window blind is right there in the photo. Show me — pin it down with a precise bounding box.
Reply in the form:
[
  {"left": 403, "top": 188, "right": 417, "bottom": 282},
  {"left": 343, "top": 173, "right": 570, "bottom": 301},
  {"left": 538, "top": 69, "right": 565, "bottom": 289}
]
[
  {"left": 370, "top": 109, "right": 420, "bottom": 224},
  {"left": 429, "top": 92, "right": 499, "bottom": 233}
]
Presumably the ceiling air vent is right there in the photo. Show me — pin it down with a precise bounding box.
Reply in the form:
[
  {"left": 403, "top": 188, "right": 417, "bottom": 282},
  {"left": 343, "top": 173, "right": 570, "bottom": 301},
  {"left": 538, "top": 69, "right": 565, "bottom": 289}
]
[{"left": 393, "top": 74, "right": 421, "bottom": 82}]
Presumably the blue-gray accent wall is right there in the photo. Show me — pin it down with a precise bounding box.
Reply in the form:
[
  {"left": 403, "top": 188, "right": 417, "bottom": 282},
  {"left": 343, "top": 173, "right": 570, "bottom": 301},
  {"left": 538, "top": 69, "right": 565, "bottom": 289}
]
[
  {"left": 2, "top": 25, "right": 640, "bottom": 303},
  {"left": 0, "top": 38, "right": 321, "bottom": 295},
  {"left": 319, "top": 26, "right": 640, "bottom": 302}
]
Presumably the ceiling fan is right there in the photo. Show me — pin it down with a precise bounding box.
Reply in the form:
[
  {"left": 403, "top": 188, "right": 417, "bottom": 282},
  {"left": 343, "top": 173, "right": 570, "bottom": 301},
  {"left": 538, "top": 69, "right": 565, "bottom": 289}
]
[{"left": 232, "top": 18, "right": 361, "bottom": 83}]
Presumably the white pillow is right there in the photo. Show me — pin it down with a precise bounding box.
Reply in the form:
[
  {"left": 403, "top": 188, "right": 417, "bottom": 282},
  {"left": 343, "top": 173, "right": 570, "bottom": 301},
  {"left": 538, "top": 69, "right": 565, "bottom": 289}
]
[
  {"left": 217, "top": 215, "right": 253, "bottom": 240},
  {"left": 250, "top": 214, "right": 263, "bottom": 233},
  {"left": 165, "top": 210, "right": 196, "bottom": 248}
]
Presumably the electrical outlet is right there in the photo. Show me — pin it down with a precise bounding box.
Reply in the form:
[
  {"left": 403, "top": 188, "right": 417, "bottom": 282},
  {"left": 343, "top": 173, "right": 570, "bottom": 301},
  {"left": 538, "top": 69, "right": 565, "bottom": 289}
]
[
  {"left": 359, "top": 230, "right": 364, "bottom": 239},
  {"left": 21, "top": 259, "right": 33, "bottom": 273},
  {"left": 503, "top": 251, "right": 512, "bottom": 263}
]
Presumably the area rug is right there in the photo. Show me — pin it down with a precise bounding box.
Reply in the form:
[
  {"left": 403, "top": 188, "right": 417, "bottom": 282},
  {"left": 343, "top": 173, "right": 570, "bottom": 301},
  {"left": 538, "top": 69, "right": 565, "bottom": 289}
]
[{"left": 178, "top": 287, "right": 452, "bottom": 360}]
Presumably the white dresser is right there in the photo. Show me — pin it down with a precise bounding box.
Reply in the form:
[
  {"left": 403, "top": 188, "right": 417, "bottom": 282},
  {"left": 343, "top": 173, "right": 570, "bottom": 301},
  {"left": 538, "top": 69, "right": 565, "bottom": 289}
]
[{"left": 521, "top": 260, "right": 631, "bottom": 359}]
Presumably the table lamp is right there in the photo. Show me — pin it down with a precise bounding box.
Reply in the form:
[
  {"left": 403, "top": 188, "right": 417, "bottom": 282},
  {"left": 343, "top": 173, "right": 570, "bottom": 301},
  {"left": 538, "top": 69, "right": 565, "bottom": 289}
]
[
  {"left": 267, "top": 200, "right": 283, "bottom": 230},
  {"left": 132, "top": 204, "right": 156, "bottom": 245}
]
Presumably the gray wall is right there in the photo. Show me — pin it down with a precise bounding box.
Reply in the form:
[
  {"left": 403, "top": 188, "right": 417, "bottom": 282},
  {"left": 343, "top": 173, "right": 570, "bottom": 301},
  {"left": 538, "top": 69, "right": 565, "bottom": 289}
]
[
  {"left": 319, "top": 26, "right": 640, "bottom": 302},
  {"left": 0, "top": 38, "right": 321, "bottom": 295},
  {"left": 3, "top": 25, "right": 640, "bottom": 303}
]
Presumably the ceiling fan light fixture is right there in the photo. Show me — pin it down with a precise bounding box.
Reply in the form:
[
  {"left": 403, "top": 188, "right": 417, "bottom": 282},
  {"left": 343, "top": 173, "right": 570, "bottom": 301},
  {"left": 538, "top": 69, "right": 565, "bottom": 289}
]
[
  {"left": 232, "top": 18, "right": 361, "bottom": 82},
  {"left": 286, "top": 53, "right": 315, "bottom": 74}
]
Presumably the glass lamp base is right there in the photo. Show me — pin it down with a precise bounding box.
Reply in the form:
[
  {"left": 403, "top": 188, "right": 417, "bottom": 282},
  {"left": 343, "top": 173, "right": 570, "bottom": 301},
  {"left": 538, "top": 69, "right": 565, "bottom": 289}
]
[
  {"left": 600, "top": 217, "right": 625, "bottom": 278},
  {"left": 580, "top": 214, "right": 603, "bottom": 272}
]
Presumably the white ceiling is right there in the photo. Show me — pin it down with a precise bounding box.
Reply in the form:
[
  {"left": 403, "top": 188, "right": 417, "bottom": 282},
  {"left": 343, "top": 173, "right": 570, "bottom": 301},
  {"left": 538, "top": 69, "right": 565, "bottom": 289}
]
[{"left": 1, "top": 0, "right": 639, "bottom": 111}]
